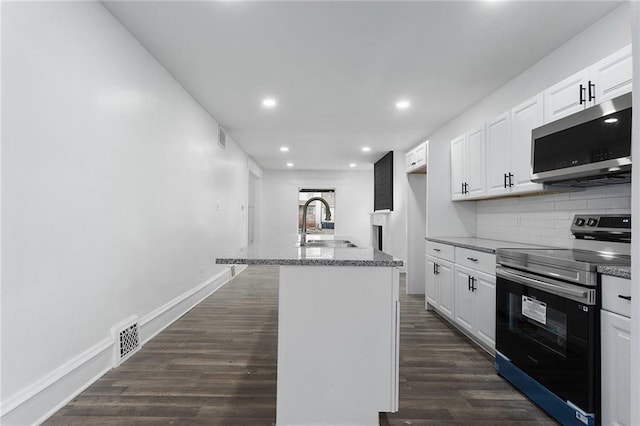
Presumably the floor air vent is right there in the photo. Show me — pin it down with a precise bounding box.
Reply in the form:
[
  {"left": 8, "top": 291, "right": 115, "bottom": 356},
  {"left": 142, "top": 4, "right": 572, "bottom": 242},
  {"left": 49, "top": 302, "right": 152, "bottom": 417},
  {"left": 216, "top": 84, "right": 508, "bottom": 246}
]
[{"left": 112, "top": 317, "right": 140, "bottom": 366}]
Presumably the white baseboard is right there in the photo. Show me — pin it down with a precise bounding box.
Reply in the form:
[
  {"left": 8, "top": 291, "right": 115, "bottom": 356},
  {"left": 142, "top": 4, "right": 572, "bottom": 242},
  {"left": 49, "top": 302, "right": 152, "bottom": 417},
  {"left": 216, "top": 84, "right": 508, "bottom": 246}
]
[
  {"left": 0, "top": 339, "right": 113, "bottom": 426},
  {"left": 0, "top": 265, "right": 244, "bottom": 426}
]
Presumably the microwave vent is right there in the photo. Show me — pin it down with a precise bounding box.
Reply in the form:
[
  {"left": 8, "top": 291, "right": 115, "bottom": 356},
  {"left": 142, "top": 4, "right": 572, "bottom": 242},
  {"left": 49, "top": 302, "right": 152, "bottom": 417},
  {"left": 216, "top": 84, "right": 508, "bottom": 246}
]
[{"left": 544, "top": 171, "right": 631, "bottom": 188}]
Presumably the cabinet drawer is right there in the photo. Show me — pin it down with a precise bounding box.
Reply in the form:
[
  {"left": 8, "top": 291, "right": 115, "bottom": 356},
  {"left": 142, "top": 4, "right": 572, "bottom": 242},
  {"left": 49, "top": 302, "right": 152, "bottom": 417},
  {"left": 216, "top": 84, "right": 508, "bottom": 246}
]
[
  {"left": 602, "top": 275, "right": 631, "bottom": 318},
  {"left": 455, "top": 247, "right": 496, "bottom": 276},
  {"left": 426, "top": 241, "right": 454, "bottom": 262}
]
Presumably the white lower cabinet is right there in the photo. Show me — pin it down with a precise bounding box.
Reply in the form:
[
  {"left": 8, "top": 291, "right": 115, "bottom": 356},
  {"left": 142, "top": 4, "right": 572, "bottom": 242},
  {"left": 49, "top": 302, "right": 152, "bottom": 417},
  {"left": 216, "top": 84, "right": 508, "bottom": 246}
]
[
  {"left": 453, "top": 265, "right": 496, "bottom": 350},
  {"left": 601, "top": 275, "right": 631, "bottom": 426},
  {"left": 426, "top": 244, "right": 496, "bottom": 352},
  {"left": 425, "top": 255, "right": 454, "bottom": 321}
]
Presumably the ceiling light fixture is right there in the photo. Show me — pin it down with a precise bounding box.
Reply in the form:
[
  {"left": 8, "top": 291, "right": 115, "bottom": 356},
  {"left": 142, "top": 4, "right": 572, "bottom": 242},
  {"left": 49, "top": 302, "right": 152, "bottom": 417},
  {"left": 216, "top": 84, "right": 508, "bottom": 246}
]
[
  {"left": 604, "top": 117, "right": 618, "bottom": 124},
  {"left": 396, "top": 100, "right": 411, "bottom": 110},
  {"left": 280, "top": 146, "right": 289, "bottom": 152},
  {"left": 286, "top": 162, "right": 293, "bottom": 167},
  {"left": 262, "top": 98, "right": 277, "bottom": 108},
  {"left": 361, "top": 147, "right": 371, "bottom": 152},
  {"left": 349, "top": 163, "right": 356, "bottom": 168}
]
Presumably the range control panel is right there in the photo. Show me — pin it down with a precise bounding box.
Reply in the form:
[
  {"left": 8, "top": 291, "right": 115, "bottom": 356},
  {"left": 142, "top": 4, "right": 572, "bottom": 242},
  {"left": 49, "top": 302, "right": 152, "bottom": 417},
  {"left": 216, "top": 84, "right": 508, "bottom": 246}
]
[{"left": 571, "top": 214, "right": 631, "bottom": 242}]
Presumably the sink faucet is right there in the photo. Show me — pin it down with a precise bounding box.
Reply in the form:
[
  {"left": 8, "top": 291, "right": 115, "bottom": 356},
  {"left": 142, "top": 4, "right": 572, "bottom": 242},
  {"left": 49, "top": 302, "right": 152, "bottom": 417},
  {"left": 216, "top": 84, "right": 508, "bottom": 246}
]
[{"left": 300, "top": 197, "right": 332, "bottom": 245}]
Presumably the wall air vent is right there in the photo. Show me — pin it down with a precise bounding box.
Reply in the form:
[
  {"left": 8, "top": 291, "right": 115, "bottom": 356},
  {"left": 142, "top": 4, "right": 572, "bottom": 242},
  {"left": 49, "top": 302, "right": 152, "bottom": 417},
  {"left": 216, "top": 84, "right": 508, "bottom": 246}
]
[
  {"left": 218, "top": 126, "right": 227, "bottom": 149},
  {"left": 112, "top": 316, "right": 140, "bottom": 366}
]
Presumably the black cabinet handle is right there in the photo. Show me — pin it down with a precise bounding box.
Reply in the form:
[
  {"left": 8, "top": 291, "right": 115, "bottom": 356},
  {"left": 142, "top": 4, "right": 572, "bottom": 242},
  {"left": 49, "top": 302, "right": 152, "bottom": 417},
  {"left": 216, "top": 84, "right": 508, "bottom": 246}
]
[
  {"left": 618, "top": 295, "right": 631, "bottom": 301},
  {"left": 461, "top": 182, "right": 465, "bottom": 194},
  {"left": 467, "top": 275, "right": 471, "bottom": 291},
  {"left": 467, "top": 257, "right": 478, "bottom": 262},
  {"left": 436, "top": 264, "right": 440, "bottom": 275},
  {"left": 588, "top": 81, "right": 595, "bottom": 102},
  {"left": 471, "top": 276, "right": 476, "bottom": 292},
  {"left": 508, "top": 172, "right": 514, "bottom": 187},
  {"left": 504, "top": 173, "right": 508, "bottom": 188},
  {"left": 579, "top": 84, "right": 586, "bottom": 105},
  {"left": 433, "top": 248, "right": 441, "bottom": 252},
  {"left": 433, "top": 263, "right": 437, "bottom": 275}
]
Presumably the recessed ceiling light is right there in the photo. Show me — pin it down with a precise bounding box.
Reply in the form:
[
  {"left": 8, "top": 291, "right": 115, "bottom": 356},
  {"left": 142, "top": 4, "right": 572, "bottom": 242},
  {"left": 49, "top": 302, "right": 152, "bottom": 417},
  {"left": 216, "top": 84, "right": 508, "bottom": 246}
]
[
  {"left": 349, "top": 163, "right": 357, "bottom": 168},
  {"left": 286, "top": 162, "right": 293, "bottom": 167},
  {"left": 262, "top": 98, "right": 277, "bottom": 108},
  {"left": 280, "top": 146, "right": 289, "bottom": 152},
  {"left": 396, "top": 100, "right": 411, "bottom": 110},
  {"left": 604, "top": 117, "right": 618, "bottom": 124},
  {"left": 361, "top": 147, "right": 371, "bottom": 152}
]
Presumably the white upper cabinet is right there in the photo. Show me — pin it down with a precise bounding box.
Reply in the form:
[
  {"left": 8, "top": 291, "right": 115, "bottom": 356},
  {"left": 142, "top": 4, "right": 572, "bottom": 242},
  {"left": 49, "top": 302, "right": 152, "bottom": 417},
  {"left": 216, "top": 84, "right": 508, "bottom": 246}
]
[
  {"left": 485, "top": 94, "right": 544, "bottom": 198},
  {"left": 406, "top": 141, "right": 427, "bottom": 173},
  {"left": 543, "top": 68, "right": 590, "bottom": 123},
  {"left": 450, "top": 134, "right": 467, "bottom": 200},
  {"left": 590, "top": 45, "right": 632, "bottom": 104},
  {"left": 544, "top": 45, "right": 632, "bottom": 123},
  {"left": 485, "top": 111, "right": 512, "bottom": 197},
  {"left": 450, "top": 45, "right": 631, "bottom": 201},
  {"left": 466, "top": 127, "right": 486, "bottom": 198},
  {"left": 450, "top": 128, "right": 486, "bottom": 200},
  {"left": 510, "top": 94, "right": 544, "bottom": 194}
]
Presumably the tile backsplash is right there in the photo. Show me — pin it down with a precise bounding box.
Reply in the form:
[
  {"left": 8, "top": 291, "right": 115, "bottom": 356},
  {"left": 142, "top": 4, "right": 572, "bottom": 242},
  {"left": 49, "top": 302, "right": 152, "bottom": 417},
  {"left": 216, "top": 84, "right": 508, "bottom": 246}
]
[{"left": 476, "top": 184, "right": 631, "bottom": 248}]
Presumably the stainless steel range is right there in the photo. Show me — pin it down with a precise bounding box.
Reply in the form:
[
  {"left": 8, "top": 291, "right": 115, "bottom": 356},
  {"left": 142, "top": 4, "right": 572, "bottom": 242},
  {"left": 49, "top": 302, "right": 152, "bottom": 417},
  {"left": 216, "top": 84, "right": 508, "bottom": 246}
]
[{"left": 495, "top": 214, "right": 631, "bottom": 426}]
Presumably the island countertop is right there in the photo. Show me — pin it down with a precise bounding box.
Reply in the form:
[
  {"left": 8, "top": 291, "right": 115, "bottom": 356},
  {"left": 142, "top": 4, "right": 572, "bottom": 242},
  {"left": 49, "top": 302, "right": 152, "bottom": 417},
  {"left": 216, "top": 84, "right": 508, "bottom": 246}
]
[{"left": 216, "top": 238, "right": 403, "bottom": 267}]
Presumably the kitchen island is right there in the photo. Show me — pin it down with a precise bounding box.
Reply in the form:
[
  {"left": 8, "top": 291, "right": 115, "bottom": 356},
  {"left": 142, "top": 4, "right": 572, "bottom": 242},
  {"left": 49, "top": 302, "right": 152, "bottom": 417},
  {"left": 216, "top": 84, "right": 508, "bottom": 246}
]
[{"left": 217, "top": 240, "right": 402, "bottom": 426}]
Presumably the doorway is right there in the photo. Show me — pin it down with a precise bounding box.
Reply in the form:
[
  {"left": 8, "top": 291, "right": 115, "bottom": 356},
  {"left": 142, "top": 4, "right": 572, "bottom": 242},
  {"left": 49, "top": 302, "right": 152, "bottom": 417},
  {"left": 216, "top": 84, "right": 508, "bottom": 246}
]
[{"left": 298, "top": 189, "right": 335, "bottom": 237}]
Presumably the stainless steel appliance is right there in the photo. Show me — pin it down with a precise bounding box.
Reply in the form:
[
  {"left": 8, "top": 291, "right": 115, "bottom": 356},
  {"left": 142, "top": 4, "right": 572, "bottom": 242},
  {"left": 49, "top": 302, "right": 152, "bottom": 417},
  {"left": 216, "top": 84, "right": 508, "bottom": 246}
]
[
  {"left": 531, "top": 92, "right": 632, "bottom": 187},
  {"left": 495, "top": 214, "right": 631, "bottom": 426}
]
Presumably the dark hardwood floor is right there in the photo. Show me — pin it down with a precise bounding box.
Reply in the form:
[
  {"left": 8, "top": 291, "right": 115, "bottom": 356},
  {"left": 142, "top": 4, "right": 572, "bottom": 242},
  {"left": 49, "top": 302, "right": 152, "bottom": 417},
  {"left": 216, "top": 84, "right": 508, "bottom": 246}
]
[{"left": 45, "top": 266, "right": 555, "bottom": 425}]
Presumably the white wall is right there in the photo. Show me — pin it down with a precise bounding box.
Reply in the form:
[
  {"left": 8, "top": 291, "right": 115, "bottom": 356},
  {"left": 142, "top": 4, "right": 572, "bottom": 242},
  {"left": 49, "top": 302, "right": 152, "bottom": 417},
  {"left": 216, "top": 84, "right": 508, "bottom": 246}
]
[
  {"left": 1, "top": 2, "right": 250, "bottom": 423},
  {"left": 259, "top": 170, "right": 373, "bottom": 248},
  {"left": 388, "top": 152, "right": 408, "bottom": 268},
  {"left": 426, "top": 3, "right": 631, "bottom": 238},
  {"left": 406, "top": 173, "right": 427, "bottom": 294}
]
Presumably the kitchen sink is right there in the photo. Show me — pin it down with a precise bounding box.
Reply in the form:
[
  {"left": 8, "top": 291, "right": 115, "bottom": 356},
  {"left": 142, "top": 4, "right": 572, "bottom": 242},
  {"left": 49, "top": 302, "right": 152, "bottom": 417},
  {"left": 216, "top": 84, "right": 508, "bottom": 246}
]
[{"left": 298, "top": 240, "right": 357, "bottom": 248}]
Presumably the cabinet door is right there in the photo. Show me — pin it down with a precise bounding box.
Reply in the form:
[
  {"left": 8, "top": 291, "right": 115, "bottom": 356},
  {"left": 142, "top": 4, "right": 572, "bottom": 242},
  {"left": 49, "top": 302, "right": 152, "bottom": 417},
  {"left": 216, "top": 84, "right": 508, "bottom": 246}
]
[
  {"left": 465, "top": 126, "right": 486, "bottom": 198},
  {"left": 450, "top": 134, "right": 466, "bottom": 200},
  {"left": 425, "top": 256, "right": 438, "bottom": 309},
  {"left": 485, "top": 111, "right": 512, "bottom": 197},
  {"left": 474, "top": 271, "right": 496, "bottom": 350},
  {"left": 591, "top": 45, "right": 632, "bottom": 104},
  {"left": 406, "top": 150, "right": 417, "bottom": 172},
  {"left": 510, "top": 94, "right": 544, "bottom": 194},
  {"left": 454, "top": 266, "right": 474, "bottom": 334},
  {"left": 437, "top": 260, "right": 455, "bottom": 321},
  {"left": 601, "top": 310, "right": 631, "bottom": 426},
  {"left": 413, "top": 143, "right": 427, "bottom": 170},
  {"left": 543, "top": 68, "right": 590, "bottom": 123}
]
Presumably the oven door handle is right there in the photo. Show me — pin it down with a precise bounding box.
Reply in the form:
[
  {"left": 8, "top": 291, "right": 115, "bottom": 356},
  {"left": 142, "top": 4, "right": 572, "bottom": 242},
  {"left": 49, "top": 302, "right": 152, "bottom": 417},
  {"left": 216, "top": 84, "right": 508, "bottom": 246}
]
[{"left": 496, "top": 266, "right": 595, "bottom": 304}]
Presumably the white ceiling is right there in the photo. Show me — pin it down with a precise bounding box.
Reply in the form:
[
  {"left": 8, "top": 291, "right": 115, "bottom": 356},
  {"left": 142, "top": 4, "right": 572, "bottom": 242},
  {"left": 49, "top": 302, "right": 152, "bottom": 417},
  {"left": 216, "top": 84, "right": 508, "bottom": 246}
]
[{"left": 103, "top": 1, "right": 621, "bottom": 171}]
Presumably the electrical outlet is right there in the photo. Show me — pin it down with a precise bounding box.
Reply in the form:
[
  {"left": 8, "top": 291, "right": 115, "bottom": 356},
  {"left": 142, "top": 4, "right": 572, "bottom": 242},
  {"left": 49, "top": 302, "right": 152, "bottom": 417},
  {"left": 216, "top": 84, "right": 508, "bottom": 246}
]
[
  {"left": 217, "top": 202, "right": 220, "bottom": 211},
  {"left": 515, "top": 215, "right": 521, "bottom": 227}
]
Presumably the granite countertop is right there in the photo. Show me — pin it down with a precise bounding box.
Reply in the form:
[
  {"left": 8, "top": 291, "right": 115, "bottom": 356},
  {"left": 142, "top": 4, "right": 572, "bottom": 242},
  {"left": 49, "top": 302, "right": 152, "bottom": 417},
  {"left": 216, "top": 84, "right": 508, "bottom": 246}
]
[
  {"left": 426, "top": 236, "right": 548, "bottom": 254},
  {"left": 598, "top": 265, "right": 631, "bottom": 279},
  {"left": 216, "top": 237, "right": 403, "bottom": 267}
]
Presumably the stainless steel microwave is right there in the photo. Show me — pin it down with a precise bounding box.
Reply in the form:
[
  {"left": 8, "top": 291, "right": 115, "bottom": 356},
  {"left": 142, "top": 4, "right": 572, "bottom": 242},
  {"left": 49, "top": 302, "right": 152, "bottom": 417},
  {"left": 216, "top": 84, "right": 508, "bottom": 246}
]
[{"left": 531, "top": 92, "right": 632, "bottom": 187}]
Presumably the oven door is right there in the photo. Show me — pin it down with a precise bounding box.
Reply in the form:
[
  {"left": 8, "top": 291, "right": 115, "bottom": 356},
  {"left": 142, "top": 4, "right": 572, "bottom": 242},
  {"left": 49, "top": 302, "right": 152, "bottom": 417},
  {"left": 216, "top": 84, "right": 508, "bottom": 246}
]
[{"left": 495, "top": 266, "right": 597, "bottom": 413}]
